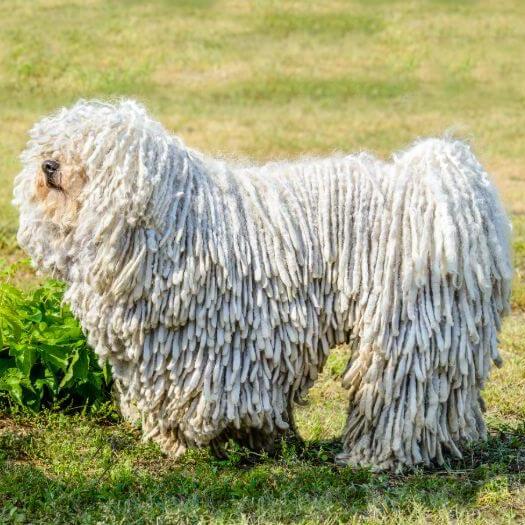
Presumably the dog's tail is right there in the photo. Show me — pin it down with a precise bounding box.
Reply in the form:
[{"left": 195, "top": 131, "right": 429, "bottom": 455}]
[{"left": 399, "top": 137, "right": 512, "bottom": 318}]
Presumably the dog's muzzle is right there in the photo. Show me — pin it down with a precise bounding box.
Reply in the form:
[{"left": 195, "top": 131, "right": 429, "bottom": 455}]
[{"left": 42, "top": 160, "right": 60, "bottom": 189}]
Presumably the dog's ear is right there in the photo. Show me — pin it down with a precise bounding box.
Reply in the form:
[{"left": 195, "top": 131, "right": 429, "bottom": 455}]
[{"left": 75, "top": 115, "right": 192, "bottom": 300}]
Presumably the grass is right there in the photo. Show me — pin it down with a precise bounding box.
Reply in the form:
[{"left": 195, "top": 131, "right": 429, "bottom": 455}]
[
  {"left": 0, "top": 0, "right": 525, "bottom": 523},
  {"left": 1, "top": 335, "right": 525, "bottom": 524}
]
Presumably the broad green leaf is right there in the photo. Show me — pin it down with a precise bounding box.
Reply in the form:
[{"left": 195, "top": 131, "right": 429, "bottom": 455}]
[
  {"left": 102, "top": 360, "right": 112, "bottom": 385},
  {"left": 35, "top": 376, "right": 56, "bottom": 393},
  {"left": 2, "top": 312, "right": 22, "bottom": 340},
  {"left": 73, "top": 349, "right": 90, "bottom": 382},
  {"left": 26, "top": 311, "right": 43, "bottom": 323},
  {"left": 14, "top": 346, "right": 37, "bottom": 377},
  {"left": 0, "top": 368, "right": 25, "bottom": 405},
  {"left": 59, "top": 348, "right": 80, "bottom": 388},
  {"left": 41, "top": 345, "right": 69, "bottom": 372}
]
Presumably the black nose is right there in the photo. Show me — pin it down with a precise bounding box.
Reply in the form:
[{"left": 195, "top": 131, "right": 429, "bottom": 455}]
[{"left": 42, "top": 160, "right": 60, "bottom": 176}]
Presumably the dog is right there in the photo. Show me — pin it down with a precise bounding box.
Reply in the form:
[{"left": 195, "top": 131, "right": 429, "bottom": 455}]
[{"left": 13, "top": 100, "right": 512, "bottom": 470}]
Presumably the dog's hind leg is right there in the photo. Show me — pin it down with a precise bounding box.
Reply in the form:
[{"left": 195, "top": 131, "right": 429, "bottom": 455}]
[
  {"left": 335, "top": 285, "right": 503, "bottom": 472},
  {"left": 335, "top": 326, "right": 449, "bottom": 471}
]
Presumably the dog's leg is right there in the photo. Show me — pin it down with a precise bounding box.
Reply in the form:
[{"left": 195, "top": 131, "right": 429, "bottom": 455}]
[
  {"left": 209, "top": 395, "right": 301, "bottom": 458},
  {"left": 141, "top": 413, "right": 189, "bottom": 458},
  {"left": 336, "top": 292, "right": 497, "bottom": 472},
  {"left": 112, "top": 379, "right": 141, "bottom": 425}
]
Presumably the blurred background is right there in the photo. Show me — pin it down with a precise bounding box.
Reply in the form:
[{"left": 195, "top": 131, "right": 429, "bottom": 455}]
[{"left": 1, "top": 0, "right": 524, "bottom": 247}]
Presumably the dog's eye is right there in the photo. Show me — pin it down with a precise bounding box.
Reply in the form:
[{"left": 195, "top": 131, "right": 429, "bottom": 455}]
[{"left": 42, "top": 160, "right": 61, "bottom": 189}]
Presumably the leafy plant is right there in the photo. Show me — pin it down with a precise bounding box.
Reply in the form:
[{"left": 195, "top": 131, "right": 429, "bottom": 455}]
[{"left": 0, "top": 261, "right": 112, "bottom": 411}]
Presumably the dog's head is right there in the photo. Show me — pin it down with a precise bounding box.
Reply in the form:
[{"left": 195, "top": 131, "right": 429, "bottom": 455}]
[{"left": 13, "top": 99, "right": 183, "bottom": 283}]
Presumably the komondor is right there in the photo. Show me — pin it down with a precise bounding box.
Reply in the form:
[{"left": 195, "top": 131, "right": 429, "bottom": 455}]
[{"left": 13, "top": 100, "right": 512, "bottom": 471}]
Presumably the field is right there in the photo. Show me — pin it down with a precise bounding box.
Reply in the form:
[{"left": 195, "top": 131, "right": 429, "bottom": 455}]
[{"left": 1, "top": 0, "right": 525, "bottom": 523}]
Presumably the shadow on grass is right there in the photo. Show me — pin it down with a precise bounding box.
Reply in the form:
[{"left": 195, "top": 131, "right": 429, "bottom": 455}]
[
  {"left": 1, "top": 419, "right": 524, "bottom": 523},
  {"left": 294, "top": 425, "right": 525, "bottom": 473}
]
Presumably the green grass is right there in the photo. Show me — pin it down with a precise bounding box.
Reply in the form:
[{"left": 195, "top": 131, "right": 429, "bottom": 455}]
[
  {"left": 1, "top": 0, "right": 525, "bottom": 523},
  {"left": 1, "top": 336, "right": 525, "bottom": 525}
]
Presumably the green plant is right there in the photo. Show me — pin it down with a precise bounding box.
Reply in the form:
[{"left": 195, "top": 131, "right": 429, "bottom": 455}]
[{"left": 0, "top": 261, "right": 112, "bottom": 411}]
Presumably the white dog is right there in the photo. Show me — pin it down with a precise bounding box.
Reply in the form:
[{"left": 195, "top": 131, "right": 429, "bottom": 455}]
[{"left": 13, "top": 100, "right": 512, "bottom": 471}]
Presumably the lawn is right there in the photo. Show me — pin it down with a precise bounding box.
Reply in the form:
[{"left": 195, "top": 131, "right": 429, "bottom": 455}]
[{"left": 1, "top": 0, "right": 525, "bottom": 523}]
